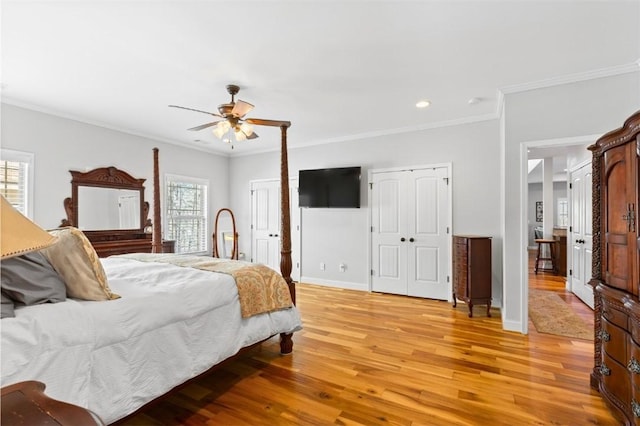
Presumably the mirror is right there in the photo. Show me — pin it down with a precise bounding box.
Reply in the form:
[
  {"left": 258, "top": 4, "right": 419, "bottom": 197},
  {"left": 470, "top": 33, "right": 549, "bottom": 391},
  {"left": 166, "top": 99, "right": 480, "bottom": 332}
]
[
  {"left": 213, "top": 208, "right": 238, "bottom": 260},
  {"left": 77, "top": 187, "right": 141, "bottom": 230},
  {"left": 60, "top": 166, "right": 149, "bottom": 233}
]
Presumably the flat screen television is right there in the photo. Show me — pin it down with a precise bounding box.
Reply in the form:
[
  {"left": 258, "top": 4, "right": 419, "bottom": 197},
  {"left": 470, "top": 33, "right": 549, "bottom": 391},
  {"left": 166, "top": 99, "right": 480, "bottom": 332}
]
[{"left": 298, "top": 166, "right": 361, "bottom": 208}]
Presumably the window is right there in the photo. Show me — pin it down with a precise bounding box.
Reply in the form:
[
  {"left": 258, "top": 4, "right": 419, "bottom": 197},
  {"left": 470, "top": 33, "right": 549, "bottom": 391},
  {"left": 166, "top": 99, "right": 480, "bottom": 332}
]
[
  {"left": 557, "top": 198, "right": 568, "bottom": 227},
  {"left": 165, "top": 174, "right": 208, "bottom": 254},
  {"left": 0, "top": 149, "right": 34, "bottom": 218}
]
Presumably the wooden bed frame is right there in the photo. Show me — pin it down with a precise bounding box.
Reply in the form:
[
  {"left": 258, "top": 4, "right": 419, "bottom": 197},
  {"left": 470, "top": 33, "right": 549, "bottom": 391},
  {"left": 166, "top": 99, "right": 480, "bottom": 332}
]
[
  {"left": 150, "top": 123, "right": 295, "bottom": 354},
  {"left": 3, "top": 124, "right": 296, "bottom": 425}
]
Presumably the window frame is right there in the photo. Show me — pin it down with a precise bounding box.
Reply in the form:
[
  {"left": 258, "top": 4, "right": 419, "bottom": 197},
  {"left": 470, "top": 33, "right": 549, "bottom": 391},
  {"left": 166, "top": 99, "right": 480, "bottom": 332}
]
[
  {"left": 164, "top": 173, "right": 209, "bottom": 255},
  {"left": 0, "top": 149, "right": 35, "bottom": 219}
]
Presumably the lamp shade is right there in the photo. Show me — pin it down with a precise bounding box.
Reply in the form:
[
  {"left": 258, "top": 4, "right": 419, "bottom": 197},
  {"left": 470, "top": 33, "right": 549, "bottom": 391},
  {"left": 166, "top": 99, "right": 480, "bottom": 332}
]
[{"left": 1, "top": 196, "right": 57, "bottom": 259}]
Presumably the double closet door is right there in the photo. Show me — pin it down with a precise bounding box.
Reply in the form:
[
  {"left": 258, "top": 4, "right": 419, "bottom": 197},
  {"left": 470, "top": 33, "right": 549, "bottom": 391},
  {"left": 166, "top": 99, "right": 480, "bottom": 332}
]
[
  {"left": 250, "top": 179, "right": 300, "bottom": 282},
  {"left": 370, "top": 166, "right": 451, "bottom": 300}
]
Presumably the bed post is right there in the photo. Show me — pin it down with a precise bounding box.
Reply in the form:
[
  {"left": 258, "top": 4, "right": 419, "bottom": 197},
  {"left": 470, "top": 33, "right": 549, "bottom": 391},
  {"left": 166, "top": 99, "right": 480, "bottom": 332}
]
[
  {"left": 279, "top": 123, "right": 295, "bottom": 354},
  {"left": 152, "top": 147, "right": 163, "bottom": 253}
]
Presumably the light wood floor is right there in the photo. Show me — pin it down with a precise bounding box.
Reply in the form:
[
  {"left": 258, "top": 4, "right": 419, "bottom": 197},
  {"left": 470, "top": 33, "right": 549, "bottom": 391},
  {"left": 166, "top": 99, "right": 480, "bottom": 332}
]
[{"left": 120, "top": 256, "right": 616, "bottom": 425}]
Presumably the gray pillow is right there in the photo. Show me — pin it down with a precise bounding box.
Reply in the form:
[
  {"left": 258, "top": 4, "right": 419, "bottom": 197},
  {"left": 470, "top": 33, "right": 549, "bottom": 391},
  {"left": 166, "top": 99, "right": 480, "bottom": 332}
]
[
  {"left": 1, "top": 291, "right": 15, "bottom": 319},
  {"left": 1, "top": 251, "right": 67, "bottom": 307}
]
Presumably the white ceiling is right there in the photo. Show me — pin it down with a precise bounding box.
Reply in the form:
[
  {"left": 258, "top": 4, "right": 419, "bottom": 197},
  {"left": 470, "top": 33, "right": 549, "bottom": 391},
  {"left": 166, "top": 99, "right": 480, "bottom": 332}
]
[{"left": 2, "top": 1, "right": 639, "bottom": 156}]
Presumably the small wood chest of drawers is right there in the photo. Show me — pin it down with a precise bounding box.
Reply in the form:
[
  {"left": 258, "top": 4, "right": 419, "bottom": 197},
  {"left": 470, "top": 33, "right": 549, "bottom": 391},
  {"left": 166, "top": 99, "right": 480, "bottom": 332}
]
[{"left": 452, "top": 235, "right": 492, "bottom": 318}]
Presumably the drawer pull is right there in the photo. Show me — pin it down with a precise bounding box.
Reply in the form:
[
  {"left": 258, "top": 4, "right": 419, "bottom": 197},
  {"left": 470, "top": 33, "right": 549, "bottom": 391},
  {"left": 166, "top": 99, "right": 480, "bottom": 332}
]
[
  {"left": 602, "top": 309, "right": 611, "bottom": 320},
  {"left": 600, "top": 364, "right": 611, "bottom": 376},
  {"left": 632, "top": 399, "right": 640, "bottom": 418},
  {"left": 598, "top": 330, "right": 611, "bottom": 342},
  {"left": 629, "top": 358, "right": 640, "bottom": 374}
]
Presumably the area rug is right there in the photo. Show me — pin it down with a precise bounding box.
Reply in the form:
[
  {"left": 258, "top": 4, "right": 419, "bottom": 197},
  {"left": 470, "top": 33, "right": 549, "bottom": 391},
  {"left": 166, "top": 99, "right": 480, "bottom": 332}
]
[{"left": 529, "top": 289, "right": 593, "bottom": 340}]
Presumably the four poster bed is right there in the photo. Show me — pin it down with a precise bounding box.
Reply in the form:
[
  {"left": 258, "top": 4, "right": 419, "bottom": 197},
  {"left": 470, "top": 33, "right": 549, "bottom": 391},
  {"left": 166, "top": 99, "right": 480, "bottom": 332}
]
[{"left": 1, "top": 125, "right": 300, "bottom": 424}]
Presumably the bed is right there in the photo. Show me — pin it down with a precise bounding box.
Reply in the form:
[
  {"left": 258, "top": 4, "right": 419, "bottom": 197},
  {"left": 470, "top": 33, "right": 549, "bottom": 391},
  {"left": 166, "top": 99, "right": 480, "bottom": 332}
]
[{"left": 1, "top": 125, "right": 300, "bottom": 423}]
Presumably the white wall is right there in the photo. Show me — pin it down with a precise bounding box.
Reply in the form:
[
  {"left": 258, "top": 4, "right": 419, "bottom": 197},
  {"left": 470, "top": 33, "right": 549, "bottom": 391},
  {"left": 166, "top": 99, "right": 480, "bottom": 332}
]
[
  {"left": 230, "top": 119, "right": 503, "bottom": 300},
  {"left": 1, "top": 103, "right": 229, "bottom": 251},
  {"left": 502, "top": 71, "right": 640, "bottom": 332}
]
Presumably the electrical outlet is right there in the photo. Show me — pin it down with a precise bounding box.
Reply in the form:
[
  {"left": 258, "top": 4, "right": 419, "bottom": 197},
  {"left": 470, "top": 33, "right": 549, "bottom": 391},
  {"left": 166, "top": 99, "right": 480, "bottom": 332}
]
[
  {"left": 339, "top": 263, "right": 346, "bottom": 272},
  {"left": 320, "top": 262, "right": 325, "bottom": 271}
]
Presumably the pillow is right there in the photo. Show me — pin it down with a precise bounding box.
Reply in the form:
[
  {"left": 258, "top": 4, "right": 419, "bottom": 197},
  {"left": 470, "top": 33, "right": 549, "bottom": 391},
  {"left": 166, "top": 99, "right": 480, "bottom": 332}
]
[
  {"left": 40, "top": 227, "right": 120, "bottom": 301},
  {"left": 0, "top": 251, "right": 67, "bottom": 309},
  {"left": 1, "top": 291, "right": 16, "bottom": 319}
]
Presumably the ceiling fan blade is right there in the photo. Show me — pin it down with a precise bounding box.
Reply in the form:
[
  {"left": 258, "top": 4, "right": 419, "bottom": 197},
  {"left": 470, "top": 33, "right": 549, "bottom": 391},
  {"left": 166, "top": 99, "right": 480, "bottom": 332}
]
[
  {"left": 187, "top": 121, "right": 222, "bottom": 131},
  {"left": 169, "top": 105, "right": 223, "bottom": 118},
  {"left": 247, "top": 131, "right": 259, "bottom": 140},
  {"left": 231, "top": 100, "right": 254, "bottom": 118},
  {"left": 245, "top": 118, "right": 291, "bottom": 128}
]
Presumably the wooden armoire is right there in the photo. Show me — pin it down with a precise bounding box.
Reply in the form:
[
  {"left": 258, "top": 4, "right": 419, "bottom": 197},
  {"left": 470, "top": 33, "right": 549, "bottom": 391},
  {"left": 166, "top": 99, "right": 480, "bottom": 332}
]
[{"left": 590, "top": 109, "right": 640, "bottom": 425}]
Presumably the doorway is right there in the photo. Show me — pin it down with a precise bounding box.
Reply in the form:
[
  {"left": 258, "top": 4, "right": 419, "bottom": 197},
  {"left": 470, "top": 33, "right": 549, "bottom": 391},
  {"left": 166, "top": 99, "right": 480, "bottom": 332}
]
[{"left": 525, "top": 139, "right": 595, "bottom": 333}]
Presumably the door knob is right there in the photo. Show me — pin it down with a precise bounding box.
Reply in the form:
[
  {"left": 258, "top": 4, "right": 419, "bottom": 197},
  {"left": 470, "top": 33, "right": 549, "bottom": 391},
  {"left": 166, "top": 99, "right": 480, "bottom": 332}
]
[
  {"left": 409, "top": 238, "right": 415, "bottom": 242},
  {"left": 400, "top": 237, "right": 406, "bottom": 242}
]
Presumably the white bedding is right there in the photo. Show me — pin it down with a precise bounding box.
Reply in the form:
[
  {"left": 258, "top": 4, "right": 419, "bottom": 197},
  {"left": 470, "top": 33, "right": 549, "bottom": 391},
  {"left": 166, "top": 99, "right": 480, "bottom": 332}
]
[{"left": 1, "top": 256, "right": 302, "bottom": 424}]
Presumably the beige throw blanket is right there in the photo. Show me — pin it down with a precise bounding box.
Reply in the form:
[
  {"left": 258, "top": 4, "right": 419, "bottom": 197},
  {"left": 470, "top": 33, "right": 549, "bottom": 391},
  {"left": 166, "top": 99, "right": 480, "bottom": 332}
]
[{"left": 118, "top": 253, "right": 293, "bottom": 318}]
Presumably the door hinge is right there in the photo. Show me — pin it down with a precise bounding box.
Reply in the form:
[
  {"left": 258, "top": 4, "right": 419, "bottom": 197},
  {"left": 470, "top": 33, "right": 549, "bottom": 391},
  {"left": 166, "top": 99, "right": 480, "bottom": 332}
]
[
  {"left": 371, "top": 269, "right": 374, "bottom": 276},
  {"left": 297, "top": 262, "right": 299, "bottom": 268},
  {"left": 369, "top": 182, "right": 373, "bottom": 190},
  {"left": 447, "top": 226, "right": 450, "bottom": 234},
  {"left": 569, "top": 226, "right": 572, "bottom": 232},
  {"left": 447, "top": 276, "right": 450, "bottom": 283},
  {"left": 251, "top": 189, "right": 254, "bottom": 195},
  {"left": 443, "top": 177, "right": 449, "bottom": 185},
  {"left": 569, "top": 183, "right": 572, "bottom": 189},
  {"left": 371, "top": 226, "right": 374, "bottom": 232},
  {"left": 569, "top": 269, "right": 572, "bottom": 276}
]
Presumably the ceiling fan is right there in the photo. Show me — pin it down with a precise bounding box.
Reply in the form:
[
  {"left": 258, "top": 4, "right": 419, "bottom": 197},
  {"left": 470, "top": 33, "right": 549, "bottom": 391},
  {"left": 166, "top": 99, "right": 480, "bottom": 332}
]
[{"left": 169, "top": 84, "right": 289, "bottom": 147}]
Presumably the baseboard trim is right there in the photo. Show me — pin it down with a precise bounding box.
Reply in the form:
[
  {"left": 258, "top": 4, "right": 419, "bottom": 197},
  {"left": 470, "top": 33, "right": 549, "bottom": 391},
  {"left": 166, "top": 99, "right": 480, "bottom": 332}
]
[{"left": 299, "top": 277, "right": 368, "bottom": 292}]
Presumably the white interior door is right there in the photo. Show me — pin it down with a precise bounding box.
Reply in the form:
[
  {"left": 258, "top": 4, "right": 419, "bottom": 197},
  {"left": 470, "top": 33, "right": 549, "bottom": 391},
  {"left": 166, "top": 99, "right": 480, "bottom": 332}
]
[
  {"left": 371, "top": 171, "right": 408, "bottom": 295},
  {"left": 251, "top": 180, "right": 280, "bottom": 270},
  {"left": 251, "top": 179, "right": 300, "bottom": 281},
  {"left": 407, "top": 168, "right": 450, "bottom": 299},
  {"left": 371, "top": 166, "right": 450, "bottom": 300},
  {"left": 569, "top": 163, "right": 594, "bottom": 308}
]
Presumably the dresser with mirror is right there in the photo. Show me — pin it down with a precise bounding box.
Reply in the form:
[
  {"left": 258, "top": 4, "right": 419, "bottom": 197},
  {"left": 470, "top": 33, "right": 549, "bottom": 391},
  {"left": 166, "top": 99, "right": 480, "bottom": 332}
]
[{"left": 60, "top": 166, "right": 174, "bottom": 256}]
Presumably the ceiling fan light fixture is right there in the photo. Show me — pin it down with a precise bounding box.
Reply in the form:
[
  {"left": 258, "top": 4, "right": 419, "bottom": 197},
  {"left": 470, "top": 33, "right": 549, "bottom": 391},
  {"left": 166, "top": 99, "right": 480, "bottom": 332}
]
[
  {"left": 240, "top": 122, "right": 253, "bottom": 136},
  {"left": 416, "top": 100, "right": 431, "bottom": 108},
  {"left": 234, "top": 129, "right": 247, "bottom": 142},
  {"left": 213, "top": 120, "right": 231, "bottom": 138}
]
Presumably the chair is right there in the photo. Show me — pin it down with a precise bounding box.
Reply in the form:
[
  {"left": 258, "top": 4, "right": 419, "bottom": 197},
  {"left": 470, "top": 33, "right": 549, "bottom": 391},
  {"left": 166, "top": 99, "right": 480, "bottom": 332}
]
[{"left": 534, "top": 238, "right": 557, "bottom": 274}]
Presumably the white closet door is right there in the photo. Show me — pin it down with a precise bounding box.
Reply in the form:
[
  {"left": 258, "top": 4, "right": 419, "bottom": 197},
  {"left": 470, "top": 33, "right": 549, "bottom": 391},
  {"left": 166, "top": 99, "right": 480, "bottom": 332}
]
[
  {"left": 407, "top": 168, "right": 450, "bottom": 299},
  {"left": 251, "top": 180, "right": 280, "bottom": 271},
  {"left": 371, "top": 166, "right": 450, "bottom": 300},
  {"left": 570, "top": 163, "right": 594, "bottom": 308},
  {"left": 371, "top": 171, "right": 408, "bottom": 295},
  {"left": 250, "top": 179, "right": 300, "bottom": 282}
]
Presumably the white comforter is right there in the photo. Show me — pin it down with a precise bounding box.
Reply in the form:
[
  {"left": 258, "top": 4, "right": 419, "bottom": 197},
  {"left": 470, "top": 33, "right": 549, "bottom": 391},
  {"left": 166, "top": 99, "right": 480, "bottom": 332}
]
[{"left": 1, "top": 256, "right": 302, "bottom": 424}]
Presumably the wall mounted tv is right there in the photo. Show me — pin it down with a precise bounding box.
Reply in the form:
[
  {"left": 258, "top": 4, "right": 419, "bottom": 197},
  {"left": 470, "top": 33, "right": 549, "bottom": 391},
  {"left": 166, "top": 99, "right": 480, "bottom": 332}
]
[{"left": 298, "top": 166, "right": 361, "bottom": 208}]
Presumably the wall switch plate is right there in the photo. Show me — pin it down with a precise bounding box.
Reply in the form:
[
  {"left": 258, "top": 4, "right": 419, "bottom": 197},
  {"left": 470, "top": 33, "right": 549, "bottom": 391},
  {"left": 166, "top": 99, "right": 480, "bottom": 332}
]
[{"left": 320, "top": 262, "right": 325, "bottom": 271}]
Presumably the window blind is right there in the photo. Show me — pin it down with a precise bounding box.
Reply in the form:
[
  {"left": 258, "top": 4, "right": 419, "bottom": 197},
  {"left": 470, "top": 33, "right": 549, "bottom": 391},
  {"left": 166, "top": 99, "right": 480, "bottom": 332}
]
[{"left": 165, "top": 175, "right": 208, "bottom": 254}]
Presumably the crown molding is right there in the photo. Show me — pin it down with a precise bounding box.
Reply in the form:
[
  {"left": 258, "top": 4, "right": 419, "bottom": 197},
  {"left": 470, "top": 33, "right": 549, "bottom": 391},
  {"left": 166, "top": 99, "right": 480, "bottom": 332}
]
[
  {"left": 0, "top": 97, "right": 231, "bottom": 158},
  {"left": 499, "top": 61, "right": 640, "bottom": 94}
]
